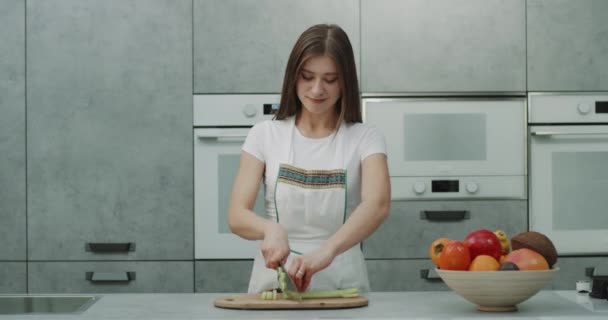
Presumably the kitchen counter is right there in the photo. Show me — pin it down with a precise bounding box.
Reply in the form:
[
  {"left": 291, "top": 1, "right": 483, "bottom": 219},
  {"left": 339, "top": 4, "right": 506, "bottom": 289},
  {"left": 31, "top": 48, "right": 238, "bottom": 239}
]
[{"left": 2, "top": 291, "right": 607, "bottom": 320}]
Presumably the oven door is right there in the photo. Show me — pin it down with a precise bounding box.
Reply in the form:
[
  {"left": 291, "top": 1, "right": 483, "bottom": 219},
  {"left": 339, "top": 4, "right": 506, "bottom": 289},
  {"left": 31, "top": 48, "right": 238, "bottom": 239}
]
[
  {"left": 530, "top": 125, "right": 608, "bottom": 255},
  {"left": 364, "top": 98, "right": 526, "bottom": 177},
  {"left": 194, "top": 128, "right": 265, "bottom": 259}
]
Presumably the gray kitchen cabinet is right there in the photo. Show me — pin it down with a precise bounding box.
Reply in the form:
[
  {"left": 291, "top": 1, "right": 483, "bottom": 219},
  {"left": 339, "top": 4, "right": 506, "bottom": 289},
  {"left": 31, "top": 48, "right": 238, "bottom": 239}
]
[
  {"left": 363, "top": 200, "right": 528, "bottom": 259},
  {"left": 26, "top": 0, "right": 193, "bottom": 260},
  {"left": 28, "top": 261, "right": 193, "bottom": 293},
  {"left": 195, "top": 261, "right": 253, "bottom": 293},
  {"left": 0, "top": 262, "right": 27, "bottom": 293},
  {"left": 527, "top": 0, "right": 608, "bottom": 91},
  {"left": 193, "top": 0, "right": 360, "bottom": 93},
  {"left": 549, "top": 257, "right": 608, "bottom": 290},
  {"left": 0, "top": 0, "right": 26, "bottom": 261},
  {"left": 361, "top": 0, "right": 526, "bottom": 93},
  {"left": 367, "top": 259, "right": 449, "bottom": 292}
]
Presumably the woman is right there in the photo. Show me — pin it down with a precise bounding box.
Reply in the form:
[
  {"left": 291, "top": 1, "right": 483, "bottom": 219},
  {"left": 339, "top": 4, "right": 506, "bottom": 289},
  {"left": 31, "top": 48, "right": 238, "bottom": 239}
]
[{"left": 228, "top": 24, "right": 390, "bottom": 294}]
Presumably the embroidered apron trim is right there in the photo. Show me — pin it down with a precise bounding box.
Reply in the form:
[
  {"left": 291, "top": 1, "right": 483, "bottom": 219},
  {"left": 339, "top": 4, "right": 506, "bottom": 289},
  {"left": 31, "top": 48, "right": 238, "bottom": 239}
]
[{"left": 277, "top": 164, "right": 346, "bottom": 189}]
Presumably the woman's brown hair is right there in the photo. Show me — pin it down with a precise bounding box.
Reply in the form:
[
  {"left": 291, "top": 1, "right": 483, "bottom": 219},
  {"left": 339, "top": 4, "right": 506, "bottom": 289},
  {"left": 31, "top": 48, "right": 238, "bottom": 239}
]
[{"left": 274, "top": 24, "right": 361, "bottom": 123}]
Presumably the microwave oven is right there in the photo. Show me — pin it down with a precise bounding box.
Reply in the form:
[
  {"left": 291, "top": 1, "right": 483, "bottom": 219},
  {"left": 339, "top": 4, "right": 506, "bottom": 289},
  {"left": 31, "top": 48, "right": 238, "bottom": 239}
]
[{"left": 363, "top": 96, "right": 526, "bottom": 200}]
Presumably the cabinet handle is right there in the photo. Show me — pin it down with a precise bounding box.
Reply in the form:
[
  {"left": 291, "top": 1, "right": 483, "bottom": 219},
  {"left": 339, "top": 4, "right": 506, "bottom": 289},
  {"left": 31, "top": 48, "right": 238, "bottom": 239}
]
[
  {"left": 420, "top": 210, "right": 469, "bottom": 221},
  {"left": 85, "top": 242, "right": 135, "bottom": 253},
  {"left": 420, "top": 269, "right": 442, "bottom": 281},
  {"left": 86, "top": 271, "right": 136, "bottom": 282},
  {"left": 531, "top": 131, "right": 608, "bottom": 136},
  {"left": 197, "top": 133, "right": 247, "bottom": 141}
]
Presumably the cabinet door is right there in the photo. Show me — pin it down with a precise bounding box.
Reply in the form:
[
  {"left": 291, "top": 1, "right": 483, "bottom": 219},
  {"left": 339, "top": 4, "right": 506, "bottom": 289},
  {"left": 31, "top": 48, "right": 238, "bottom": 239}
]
[
  {"left": 528, "top": 0, "right": 608, "bottom": 91},
  {"left": 27, "top": 0, "right": 193, "bottom": 260},
  {"left": 0, "top": 263, "right": 26, "bottom": 293},
  {"left": 195, "top": 261, "right": 252, "bottom": 293},
  {"left": 367, "top": 259, "right": 449, "bottom": 291},
  {"left": 0, "top": 0, "right": 26, "bottom": 261},
  {"left": 363, "top": 200, "right": 528, "bottom": 259},
  {"left": 361, "top": 0, "right": 525, "bottom": 92},
  {"left": 193, "top": 0, "right": 360, "bottom": 93},
  {"left": 29, "top": 261, "right": 193, "bottom": 293}
]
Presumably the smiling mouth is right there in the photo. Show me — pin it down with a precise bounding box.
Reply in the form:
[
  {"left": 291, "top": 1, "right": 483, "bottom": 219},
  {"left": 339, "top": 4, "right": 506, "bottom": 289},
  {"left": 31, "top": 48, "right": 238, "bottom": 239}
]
[{"left": 308, "top": 97, "right": 326, "bottom": 104}]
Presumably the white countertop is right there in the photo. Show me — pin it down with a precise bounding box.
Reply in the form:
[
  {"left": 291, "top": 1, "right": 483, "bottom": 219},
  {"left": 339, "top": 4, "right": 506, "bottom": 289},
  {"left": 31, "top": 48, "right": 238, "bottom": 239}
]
[{"left": 3, "top": 291, "right": 607, "bottom": 320}]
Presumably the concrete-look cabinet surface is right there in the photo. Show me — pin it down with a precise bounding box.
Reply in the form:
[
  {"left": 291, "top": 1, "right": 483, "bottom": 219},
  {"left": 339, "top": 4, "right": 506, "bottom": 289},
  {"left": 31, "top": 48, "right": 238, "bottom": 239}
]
[
  {"left": 363, "top": 200, "right": 528, "bottom": 259},
  {"left": 28, "top": 261, "right": 193, "bottom": 293},
  {"left": 0, "top": 262, "right": 26, "bottom": 293},
  {"left": 193, "top": 0, "right": 359, "bottom": 93},
  {"left": 527, "top": 0, "right": 608, "bottom": 91},
  {"left": 26, "top": 0, "right": 193, "bottom": 260},
  {"left": 195, "top": 260, "right": 252, "bottom": 293},
  {"left": 361, "top": 0, "right": 526, "bottom": 93},
  {"left": 550, "top": 257, "right": 608, "bottom": 290},
  {"left": 0, "top": 0, "right": 26, "bottom": 261},
  {"left": 367, "top": 259, "right": 449, "bottom": 292}
]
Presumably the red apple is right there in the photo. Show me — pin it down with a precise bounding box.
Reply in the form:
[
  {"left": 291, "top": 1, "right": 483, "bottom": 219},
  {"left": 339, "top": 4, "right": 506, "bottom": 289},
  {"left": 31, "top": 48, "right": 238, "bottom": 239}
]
[{"left": 464, "top": 229, "right": 502, "bottom": 261}]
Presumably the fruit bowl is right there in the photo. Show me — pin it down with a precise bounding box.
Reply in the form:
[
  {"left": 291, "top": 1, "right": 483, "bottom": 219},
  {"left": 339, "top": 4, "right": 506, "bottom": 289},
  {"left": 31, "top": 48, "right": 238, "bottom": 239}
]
[{"left": 436, "top": 267, "right": 559, "bottom": 312}]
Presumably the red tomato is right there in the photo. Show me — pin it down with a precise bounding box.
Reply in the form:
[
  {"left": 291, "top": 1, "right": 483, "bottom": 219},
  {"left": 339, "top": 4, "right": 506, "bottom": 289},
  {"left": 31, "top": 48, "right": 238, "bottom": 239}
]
[
  {"left": 438, "top": 241, "right": 471, "bottom": 270},
  {"left": 464, "top": 229, "right": 502, "bottom": 261}
]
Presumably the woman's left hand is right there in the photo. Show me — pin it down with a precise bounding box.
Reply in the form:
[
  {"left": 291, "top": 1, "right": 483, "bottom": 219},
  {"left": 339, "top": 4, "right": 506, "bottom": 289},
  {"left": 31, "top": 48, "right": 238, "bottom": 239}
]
[{"left": 288, "top": 245, "right": 336, "bottom": 292}]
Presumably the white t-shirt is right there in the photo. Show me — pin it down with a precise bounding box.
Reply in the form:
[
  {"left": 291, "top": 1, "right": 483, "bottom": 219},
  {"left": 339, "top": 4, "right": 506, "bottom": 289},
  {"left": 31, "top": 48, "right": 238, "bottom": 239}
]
[{"left": 242, "top": 117, "right": 387, "bottom": 222}]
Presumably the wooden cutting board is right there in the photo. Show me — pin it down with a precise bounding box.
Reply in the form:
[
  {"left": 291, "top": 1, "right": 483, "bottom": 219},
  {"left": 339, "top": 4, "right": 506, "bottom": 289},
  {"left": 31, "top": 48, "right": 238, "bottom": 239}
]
[{"left": 214, "top": 293, "right": 369, "bottom": 310}]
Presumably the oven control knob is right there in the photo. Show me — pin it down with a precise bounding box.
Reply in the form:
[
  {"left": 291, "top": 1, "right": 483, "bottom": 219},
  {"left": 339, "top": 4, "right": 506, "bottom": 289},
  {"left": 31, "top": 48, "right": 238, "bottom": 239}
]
[
  {"left": 577, "top": 103, "right": 591, "bottom": 115},
  {"left": 465, "top": 182, "right": 479, "bottom": 194},
  {"left": 413, "top": 181, "right": 426, "bottom": 194},
  {"left": 243, "top": 104, "right": 257, "bottom": 118}
]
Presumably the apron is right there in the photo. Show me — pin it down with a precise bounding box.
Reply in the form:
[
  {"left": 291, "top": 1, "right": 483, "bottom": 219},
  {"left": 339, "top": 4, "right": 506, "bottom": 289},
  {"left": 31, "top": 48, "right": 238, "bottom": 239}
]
[{"left": 247, "top": 117, "right": 370, "bottom": 293}]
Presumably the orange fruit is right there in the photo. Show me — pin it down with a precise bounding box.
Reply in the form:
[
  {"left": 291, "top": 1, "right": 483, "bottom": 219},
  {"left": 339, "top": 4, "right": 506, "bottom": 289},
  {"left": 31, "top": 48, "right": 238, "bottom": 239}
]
[
  {"left": 429, "top": 238, "right": 452, "bottom": 266},
  {"left": 468, "top": 255, "right": 500, "bottom": 271}
]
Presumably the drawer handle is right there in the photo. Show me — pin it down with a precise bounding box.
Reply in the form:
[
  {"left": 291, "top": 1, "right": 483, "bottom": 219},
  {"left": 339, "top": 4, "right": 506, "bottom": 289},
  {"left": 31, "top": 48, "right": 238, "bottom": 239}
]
[
  {"left": 86, "top": 271, "right": 136, "bottom": 282},
  {"left": 420, "top": 269, "right": 442, "bottom": 281},
  {"left": 86, "top": 242, "right": 135, "bottom": 253},
  {"left": 420, "top": 210, "right": 469, "bottom": 221}
]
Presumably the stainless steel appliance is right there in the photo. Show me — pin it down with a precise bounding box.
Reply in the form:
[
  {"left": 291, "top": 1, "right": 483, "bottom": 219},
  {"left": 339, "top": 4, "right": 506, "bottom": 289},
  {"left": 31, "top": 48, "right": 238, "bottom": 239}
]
[
  {"left": 363, "top": 96, "right": 526, "bottom": 200},
  {"left": 529, "top": 93, "right": 608, "bottom": 255},
  {"left": 194, "top": 94, "right": 279, "bottom": 259}
]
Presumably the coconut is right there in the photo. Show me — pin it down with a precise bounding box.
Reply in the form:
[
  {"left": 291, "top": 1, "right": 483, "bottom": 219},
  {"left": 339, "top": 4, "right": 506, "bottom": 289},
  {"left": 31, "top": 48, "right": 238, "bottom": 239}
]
[{"left": 511, "top": 231, "right": 558, "bottom": 268}]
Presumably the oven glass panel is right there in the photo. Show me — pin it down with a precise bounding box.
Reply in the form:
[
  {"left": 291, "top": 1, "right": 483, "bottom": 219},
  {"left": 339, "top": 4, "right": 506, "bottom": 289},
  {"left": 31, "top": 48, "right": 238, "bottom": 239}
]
[
  {"left": 218, "top": 154, "right": 266, "bottom": 233},
  {"left": 404, "top": 113, "right": 487, "bottom": 161},
  {"left": 552, "top": 151, "right": 608, "bottom": 230}
]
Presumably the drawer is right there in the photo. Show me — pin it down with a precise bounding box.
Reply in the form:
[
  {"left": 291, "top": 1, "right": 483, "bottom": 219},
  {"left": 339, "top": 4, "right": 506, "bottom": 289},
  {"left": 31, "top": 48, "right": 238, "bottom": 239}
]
[
  {"left": 195, "top": 260, "right": 253, "bottom": 293},
  {"left": 363, "top": 200, "right": 527, "bottom": 258},
  {"left": 367, "top": 259, "right": 448, "bottom": 291},
  {"left": 0, "top": 262, "right": 26, "bottom": 293},
  {"left": 28, "top": 261, "right": 193, "bottom": 293}
]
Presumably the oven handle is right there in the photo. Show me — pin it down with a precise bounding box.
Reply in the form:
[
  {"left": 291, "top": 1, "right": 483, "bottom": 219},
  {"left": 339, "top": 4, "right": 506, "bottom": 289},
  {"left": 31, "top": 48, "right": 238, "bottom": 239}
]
[
  {"left": 531, "top": 131, "right": 608, "bottom": 137},
  {"left": 196, "top": 133, "right": 248, "bottom": 141}
]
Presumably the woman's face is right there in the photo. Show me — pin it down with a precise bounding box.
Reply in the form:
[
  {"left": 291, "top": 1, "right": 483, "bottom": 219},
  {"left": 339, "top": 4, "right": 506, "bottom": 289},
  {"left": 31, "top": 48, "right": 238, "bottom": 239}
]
[{"left": 296, "top": 55, "right": 342, "bottom": 117}]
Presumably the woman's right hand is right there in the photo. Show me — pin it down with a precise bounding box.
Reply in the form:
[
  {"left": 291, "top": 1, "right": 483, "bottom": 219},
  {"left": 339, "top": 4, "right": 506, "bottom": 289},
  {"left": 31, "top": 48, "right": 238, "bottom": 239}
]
[{"left": 261, "top": 222, "right": 290, "bottom": 270}]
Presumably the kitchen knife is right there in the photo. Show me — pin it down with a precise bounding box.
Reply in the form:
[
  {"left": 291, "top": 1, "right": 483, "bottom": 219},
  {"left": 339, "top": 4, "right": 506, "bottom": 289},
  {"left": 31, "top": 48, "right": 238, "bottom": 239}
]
[{"left": 277, "top": 264, "right": 302, "bottom": 301}]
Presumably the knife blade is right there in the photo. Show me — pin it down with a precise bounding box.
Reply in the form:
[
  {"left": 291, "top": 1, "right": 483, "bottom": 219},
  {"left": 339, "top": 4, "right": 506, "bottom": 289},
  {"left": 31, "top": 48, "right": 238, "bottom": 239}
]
[{"left": 277, "top": 264, "right": 302, "bottom": 301}]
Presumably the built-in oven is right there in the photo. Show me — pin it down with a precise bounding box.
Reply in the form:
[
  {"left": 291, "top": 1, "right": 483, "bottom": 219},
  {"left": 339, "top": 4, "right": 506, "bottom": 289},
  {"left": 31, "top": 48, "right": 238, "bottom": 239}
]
[
  {"left": 194, "top": 94, "right": 279, "bottom": 259},
  {"left": 529, "top": 93, "right": 608, "bottom": 255},
  {"left": 363, "top": 96, "right": 527, "bottom": 200}
]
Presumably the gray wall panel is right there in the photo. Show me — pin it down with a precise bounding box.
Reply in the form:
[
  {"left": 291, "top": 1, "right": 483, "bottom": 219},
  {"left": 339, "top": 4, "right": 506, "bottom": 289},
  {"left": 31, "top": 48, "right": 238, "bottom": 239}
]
[{"left": 0, "top": 0, "right": 26, "bottom": 260}]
